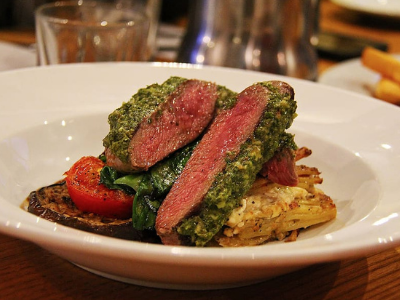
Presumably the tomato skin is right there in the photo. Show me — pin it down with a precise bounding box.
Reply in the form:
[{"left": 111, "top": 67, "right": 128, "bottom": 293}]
[{"left": 64, "top": 156, "right": 134, "bottom": 219}]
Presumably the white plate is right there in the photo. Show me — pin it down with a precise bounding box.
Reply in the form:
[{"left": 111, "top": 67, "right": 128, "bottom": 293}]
[
  {"left": 0, "top": 41, "right": 36, "bottom": 71},
  {"left": 1, "top": 62, "right": 400, "bottom": 290},
  {"left": 330, "top": 0, "right": 400, "bottom": 18},
  {"left": 319, "top": 55, "right": 400, "bottom": 96}
]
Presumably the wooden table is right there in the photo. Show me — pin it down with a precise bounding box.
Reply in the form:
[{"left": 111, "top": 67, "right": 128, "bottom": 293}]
[{"left": 1, "top": 1, "right": 400, "bottom": 299}]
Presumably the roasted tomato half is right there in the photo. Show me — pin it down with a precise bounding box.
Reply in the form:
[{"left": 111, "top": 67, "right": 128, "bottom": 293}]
[{"left": 64, "top": 156, "right": 134, "bottom": 219}]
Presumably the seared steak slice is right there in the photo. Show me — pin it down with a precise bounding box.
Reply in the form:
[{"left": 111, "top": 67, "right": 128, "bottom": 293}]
[
  {"left": 156, "top": 81, "right": 296, "bottom": 245},
  {"left": 103, "top": 77, "right": 218, "bottom": 172},
  {"left": 260, "top": 147, "right": 298, "bottom": 186},
  {"left": 129, "top": 80, "right": 218, "bottom": 171},
  {"left": 259, "top": 146, "right": 312, "bottom": 186},
  {"left": 27, "top": 181, "right": 159, "bottom": 242}
]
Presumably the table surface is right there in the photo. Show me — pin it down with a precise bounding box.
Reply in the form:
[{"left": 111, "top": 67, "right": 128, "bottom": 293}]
[{"left": 1, "top": 1, "right": 400, "bottom": 299}]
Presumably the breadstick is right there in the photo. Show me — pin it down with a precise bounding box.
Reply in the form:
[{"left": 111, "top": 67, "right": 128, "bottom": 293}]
[
  {"left": 374, "top": 77, "right": 400, "bottom": 104},
  {"left": 361, "top": 47, "right": 400, "bottom": 83}
]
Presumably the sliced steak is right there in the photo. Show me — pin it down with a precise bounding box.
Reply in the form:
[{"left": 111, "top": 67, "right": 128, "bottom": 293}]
[
  {"left": 129, "top": 80, "right": 218, "bottom": 171},
  {"left": 103, "top": 77, "right": 219, "bottom": 172},
  {"left": 259, "top": 146, "right": 312, "bottom": 186},
  {"left": 260, "top": 147, "right": 298, "bottom": 186},
  {"left": 156, "top": 82, "right": 291, "bottom": 245}
]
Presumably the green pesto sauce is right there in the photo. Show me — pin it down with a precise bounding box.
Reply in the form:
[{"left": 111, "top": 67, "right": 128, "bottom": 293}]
[
  {"left": 103, "top": 76, "right": 187, "bottom": 163},
  {"left": 215, "top": 85, "right": 238, "bottom": 112},
  {"left": 177, "top": 81, "right": 297, "bottom": 246}
]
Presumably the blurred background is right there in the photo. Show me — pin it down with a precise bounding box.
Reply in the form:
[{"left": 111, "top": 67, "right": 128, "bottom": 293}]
[
  {"left": 0, "top": 0, "right": 189, "bottom": 29},
  {"left": 1, "top": 0, "right": 400, "bottom": 101}
]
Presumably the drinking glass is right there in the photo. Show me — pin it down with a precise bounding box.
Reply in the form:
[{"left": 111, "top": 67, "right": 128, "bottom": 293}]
[{"left": 35, "top": 1, "right": 151, "bottom": 65}]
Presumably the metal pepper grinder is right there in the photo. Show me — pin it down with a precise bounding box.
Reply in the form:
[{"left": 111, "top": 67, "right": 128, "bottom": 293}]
[{"left": 177, "top": 0, "right": 320, "bottom": 81}]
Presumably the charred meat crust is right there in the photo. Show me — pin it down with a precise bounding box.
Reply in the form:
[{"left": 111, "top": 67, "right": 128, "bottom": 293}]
[{"left": 27, "top": 181, "right": 159, "bottom": 243}]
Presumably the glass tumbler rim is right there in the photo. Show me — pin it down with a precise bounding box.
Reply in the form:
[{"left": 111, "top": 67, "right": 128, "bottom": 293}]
[{"left": 35, "top": 1, "right": 149, "bottom": 28}]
